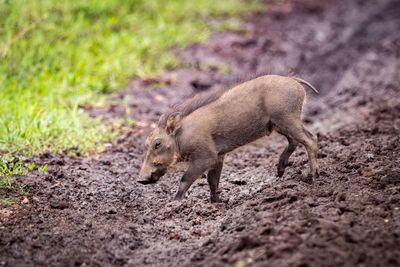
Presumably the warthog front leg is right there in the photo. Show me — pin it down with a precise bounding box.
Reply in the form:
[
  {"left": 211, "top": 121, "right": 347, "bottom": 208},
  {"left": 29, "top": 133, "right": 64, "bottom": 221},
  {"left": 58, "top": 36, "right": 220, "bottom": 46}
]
[{"left": 174, "top": 155, "right": 217, "bottom": 201}]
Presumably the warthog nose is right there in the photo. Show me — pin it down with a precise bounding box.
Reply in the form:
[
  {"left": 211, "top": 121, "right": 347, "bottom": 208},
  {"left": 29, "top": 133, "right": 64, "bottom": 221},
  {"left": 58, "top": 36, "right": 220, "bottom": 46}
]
[
  {"left": 137, "top": 168, "right": 165, "bottom": 185},
  {"left": 138, "top": 167, "right": 154, "bottom": 184},
  {"left": 139, "top": 171, "right": 150, "bottom": 180}
]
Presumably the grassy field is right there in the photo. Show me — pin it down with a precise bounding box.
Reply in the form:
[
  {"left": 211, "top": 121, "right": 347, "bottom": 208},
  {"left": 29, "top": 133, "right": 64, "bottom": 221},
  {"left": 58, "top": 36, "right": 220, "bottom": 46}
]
[{"left": 0, "top": 0, "right": 260, "bottom": 196}]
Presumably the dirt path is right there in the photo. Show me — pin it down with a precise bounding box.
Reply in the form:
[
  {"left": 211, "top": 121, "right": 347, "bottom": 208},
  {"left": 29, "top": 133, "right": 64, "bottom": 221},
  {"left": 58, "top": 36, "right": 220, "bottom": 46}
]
[{"left": 1, "top": 0, "right": 400, "bottom": 266}]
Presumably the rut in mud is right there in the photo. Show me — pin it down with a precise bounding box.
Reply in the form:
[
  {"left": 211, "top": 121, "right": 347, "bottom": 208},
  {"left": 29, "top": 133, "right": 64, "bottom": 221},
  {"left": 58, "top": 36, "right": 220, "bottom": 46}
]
[{"left": 1, "top": 0, "right": 400, "bottom": 266}]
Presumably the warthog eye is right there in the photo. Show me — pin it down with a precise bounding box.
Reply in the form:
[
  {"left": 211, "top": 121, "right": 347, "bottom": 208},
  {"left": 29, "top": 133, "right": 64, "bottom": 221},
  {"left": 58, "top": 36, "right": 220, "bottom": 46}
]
[{"left": 154, "top": 139, "right": 162, "bottom": 150}]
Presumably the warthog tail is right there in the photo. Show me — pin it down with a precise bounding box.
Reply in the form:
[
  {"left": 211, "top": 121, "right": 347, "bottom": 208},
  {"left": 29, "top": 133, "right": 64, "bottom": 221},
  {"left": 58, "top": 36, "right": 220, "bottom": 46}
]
[{"left": 293, "top": 77, "right": 319, "bottom": 94}]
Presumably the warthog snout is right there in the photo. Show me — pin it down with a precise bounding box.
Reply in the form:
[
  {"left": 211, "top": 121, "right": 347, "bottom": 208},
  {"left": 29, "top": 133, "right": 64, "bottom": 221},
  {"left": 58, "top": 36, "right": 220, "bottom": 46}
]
[{"left": 137, "top": 167, "right": 166, "bottom": 184}]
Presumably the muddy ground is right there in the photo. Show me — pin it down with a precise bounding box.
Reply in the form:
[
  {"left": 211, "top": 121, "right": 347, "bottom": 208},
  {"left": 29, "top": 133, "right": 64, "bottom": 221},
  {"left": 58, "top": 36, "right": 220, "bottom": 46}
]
[{"left": 1, "top": 0, "right": 400, "bottom": 266}]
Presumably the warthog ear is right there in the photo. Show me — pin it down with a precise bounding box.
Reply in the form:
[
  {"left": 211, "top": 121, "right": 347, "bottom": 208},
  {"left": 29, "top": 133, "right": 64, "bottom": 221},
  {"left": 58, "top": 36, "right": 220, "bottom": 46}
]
[
  {"left": 158, "top": 114, "right": 166, "bottom": 125},
  {"left": 166, "top": 112, "right": 182, "bottom": 135}
]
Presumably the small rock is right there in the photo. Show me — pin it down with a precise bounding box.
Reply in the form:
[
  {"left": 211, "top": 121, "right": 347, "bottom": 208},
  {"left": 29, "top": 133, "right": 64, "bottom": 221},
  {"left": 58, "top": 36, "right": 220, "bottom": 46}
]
[
  {"left": 22, "top": 197, "right": 29, "bottom": 204},
  {"left": 135, "top": 121, "right": 148, "bottom": 128},
  {"left": 104, "top": 143, "right": 113, "bottom": 149},
  {"left": 169, "top": 232, "right": 179, "bottom": 240},
  {"left": 0, "top": 209, "right": 13, "bottom": 220},
  {"left": 155, "top": 95, "right": 164, "bottom": 102},
  {"left": 191, "top": 228, "right": 207, "bottom": 236},
  {"left": 84, "top": 219, "right": 92, "bottom": 228}
]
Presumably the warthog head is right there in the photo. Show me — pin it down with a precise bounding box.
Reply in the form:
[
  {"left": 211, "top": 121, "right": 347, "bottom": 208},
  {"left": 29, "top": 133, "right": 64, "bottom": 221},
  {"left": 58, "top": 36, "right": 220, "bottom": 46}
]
[{"left": 138, "top": 113, "right": 181, "bottom": 184}]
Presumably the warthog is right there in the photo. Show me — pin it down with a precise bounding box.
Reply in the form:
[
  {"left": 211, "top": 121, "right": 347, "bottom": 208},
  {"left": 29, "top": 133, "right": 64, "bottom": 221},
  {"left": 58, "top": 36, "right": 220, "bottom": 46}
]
[{"left": 138, "top": 75, "right": 319, "bottom": 202}]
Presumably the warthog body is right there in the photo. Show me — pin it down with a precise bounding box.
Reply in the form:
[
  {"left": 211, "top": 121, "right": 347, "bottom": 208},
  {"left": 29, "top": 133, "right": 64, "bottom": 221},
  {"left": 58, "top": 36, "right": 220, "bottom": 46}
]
[{"left": 139, "top": 75, "right": 319, "bottom": 202}]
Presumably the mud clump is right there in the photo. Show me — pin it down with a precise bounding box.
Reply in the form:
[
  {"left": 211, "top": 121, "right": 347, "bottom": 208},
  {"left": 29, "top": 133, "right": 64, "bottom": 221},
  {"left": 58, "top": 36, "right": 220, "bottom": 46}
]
[{"left": 1, "top": 0, "right": 400, "bottom": 266}]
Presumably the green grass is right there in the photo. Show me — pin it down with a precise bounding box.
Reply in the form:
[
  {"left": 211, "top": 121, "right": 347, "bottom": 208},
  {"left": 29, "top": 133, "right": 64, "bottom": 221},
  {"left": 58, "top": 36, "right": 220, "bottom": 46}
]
[
  {"left": 0, "top": 156, "right": 30, "bottom": 205},
  {"left": 0, "top": 197, "right": 15, "bottom": 206},
  {"left": 0, "top": 0, "right": 261, "bottom": 159},
  {"left": 0, "top": 0, "right": 262, "bottom": 202}
]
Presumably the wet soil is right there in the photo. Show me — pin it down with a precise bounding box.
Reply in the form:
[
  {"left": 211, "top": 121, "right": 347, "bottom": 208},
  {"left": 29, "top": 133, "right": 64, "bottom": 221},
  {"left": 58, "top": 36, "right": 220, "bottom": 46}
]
[{"left": 1, "top": 0, "right": 400, "bottom": 266}]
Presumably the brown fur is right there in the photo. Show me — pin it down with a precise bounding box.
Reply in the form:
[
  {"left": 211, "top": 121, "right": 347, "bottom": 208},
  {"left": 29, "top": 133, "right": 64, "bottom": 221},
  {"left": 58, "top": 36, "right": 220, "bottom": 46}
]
[
  {"left": 158, "top": 72, "right": 275, "bottom": 128},
  {"left": 139, "top": 75, "right": 320, "bottom": 202},
  {"left": 158, "top": 89, "right": 223, "bottom": 128}
]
